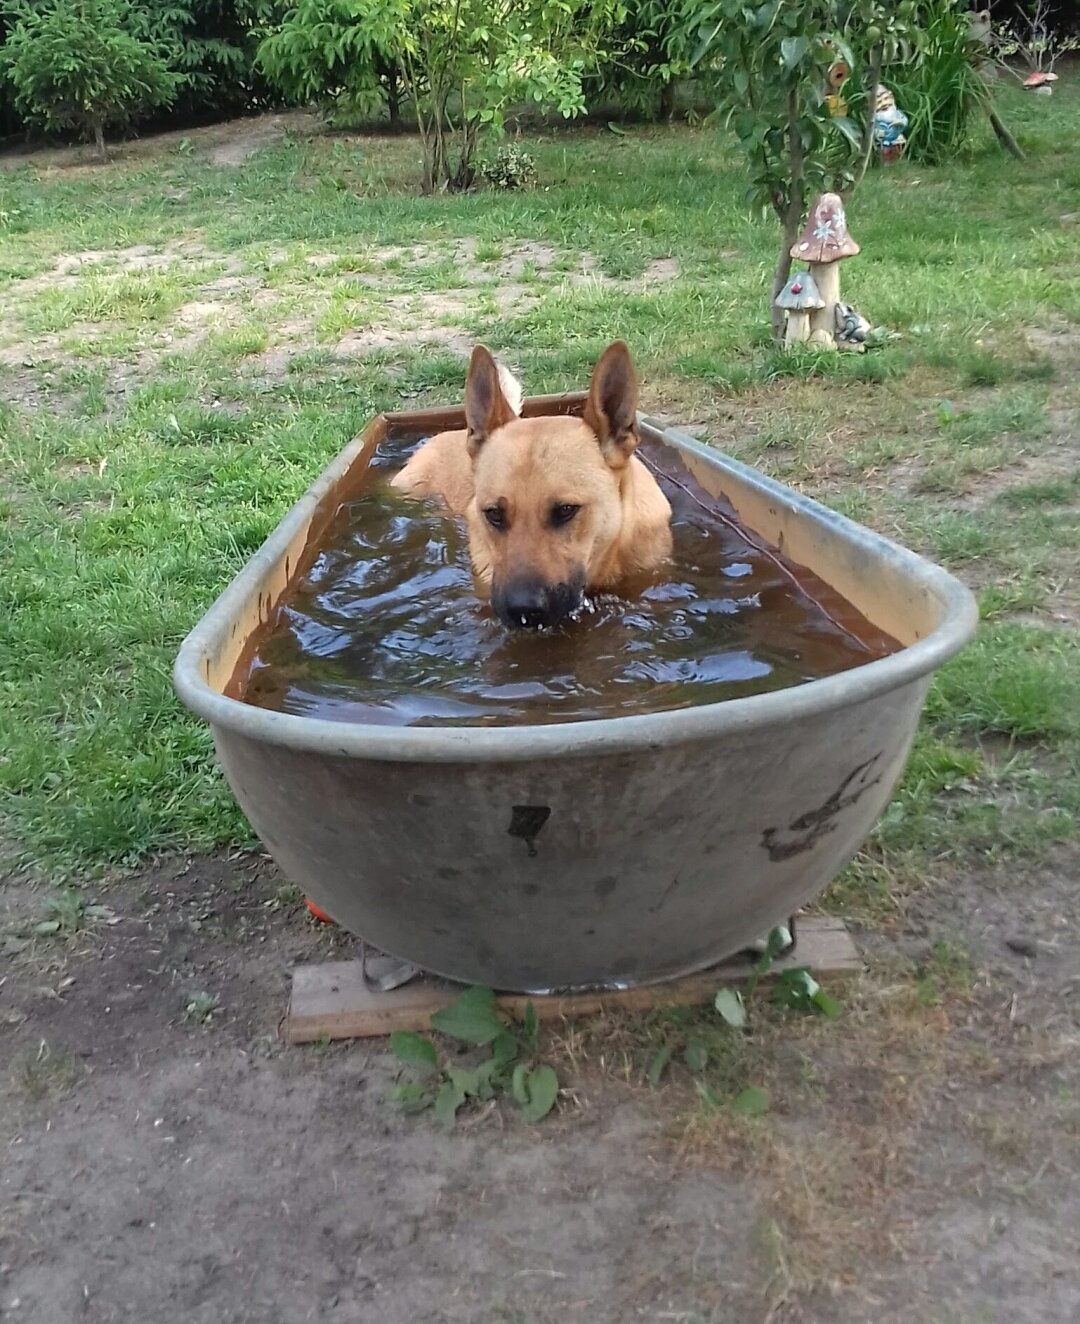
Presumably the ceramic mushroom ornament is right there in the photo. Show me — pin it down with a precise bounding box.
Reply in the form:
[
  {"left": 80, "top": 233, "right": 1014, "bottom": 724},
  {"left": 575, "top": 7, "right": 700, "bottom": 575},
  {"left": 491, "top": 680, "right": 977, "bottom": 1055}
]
[
  {"left": 790, "top": 194, "right": 860, "bottom": 350},
  {"left": 775, "top": 270, "right": 825, "bottom": 347}
]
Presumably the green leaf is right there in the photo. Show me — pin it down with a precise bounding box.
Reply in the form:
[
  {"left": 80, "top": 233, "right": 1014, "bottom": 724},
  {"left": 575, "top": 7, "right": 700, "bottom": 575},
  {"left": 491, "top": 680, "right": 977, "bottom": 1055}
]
[
  {"left": 732, "top": 1085, "right": 770, "bottom": 1116},
  {"left": 447, "top": 1066, "right": 482, "bottom": 1097},
  {"left": 831, "top": 115, "right": 861, "bottom": 149},
  {"left": 491, "top": 1031, "right": 519, "bottom": 1069},
  {"left": 683, "top": 1037, "right": 709, "bottom": 1072},
  {"left": 391, "top": 1082, "right": 433, "bottom": 1113},
  {"left": 434, "top": 1079, "right": 466, "bottom": 1126},
  {"left": 431, "top": 986, "right": 505, "bottom": 1045},
  {"left": 714, "top": 987, "right": 747, "bottom": 1028},
  {"left": 831, "top": 36, "right": 856, "bottom": 70},
  {"left": 812, "top": 988, "right": 842, "bottom": 1019},
  {"left": 691, "top": 19, "right": 723, "bottom": 68},
  {"left": 32, "top": 920, "right": 61, "bottom": 935},
  {"left": 520, "top": 1065, "right": 559, "bottom": 1123},
  {"left": 606, "top": 120, "right": 627, "bottom": 135},
  {"left": 523, "top": 1001, "right": 539, "bottom": 1050},
  {"left": 390, "top": 1030, "right": 438, "bottom": 1070},
  {"left": 511, "top": 1062, "right": 530, "bottom": 1106},
  {"left": 472, "top": 1057, "right": 500, "bottom": 1100},
  {"left": 647, "top": 1043, "right": 673, "bottom": 1088},
  {"left": 780, "top": 35, "right": 807, "bottom": 68}
]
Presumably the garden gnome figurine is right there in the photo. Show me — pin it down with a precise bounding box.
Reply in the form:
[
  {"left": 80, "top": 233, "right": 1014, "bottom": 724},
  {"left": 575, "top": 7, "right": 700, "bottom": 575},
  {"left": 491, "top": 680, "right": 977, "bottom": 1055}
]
[
  {"left": 872, "top": 85, "right": 908, "bottom": 164},
  {"left": 789, "top": 194, "right": 860, "bottom": 350},
  {"left": 775, "top": 270, "right": 825, "bottom": 347}
]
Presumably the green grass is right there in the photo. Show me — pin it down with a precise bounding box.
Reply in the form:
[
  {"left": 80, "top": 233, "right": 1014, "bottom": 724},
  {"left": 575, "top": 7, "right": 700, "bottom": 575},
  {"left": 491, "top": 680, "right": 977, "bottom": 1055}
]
[{"left": 1, "top": 75, "right": 1079, "bottom": 879}]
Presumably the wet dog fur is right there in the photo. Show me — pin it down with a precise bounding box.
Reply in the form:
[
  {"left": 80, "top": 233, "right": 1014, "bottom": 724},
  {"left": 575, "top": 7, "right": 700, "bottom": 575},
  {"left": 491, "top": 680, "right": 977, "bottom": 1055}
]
[{"left": 390, "top": 341, "right": 673, "bottom": 629}]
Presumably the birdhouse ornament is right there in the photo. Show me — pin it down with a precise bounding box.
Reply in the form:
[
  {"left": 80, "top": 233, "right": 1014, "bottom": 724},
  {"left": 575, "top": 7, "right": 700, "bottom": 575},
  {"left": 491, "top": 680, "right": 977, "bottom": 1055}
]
[{"left": 825, "top": 59, "right": 850, "bottom": 118}]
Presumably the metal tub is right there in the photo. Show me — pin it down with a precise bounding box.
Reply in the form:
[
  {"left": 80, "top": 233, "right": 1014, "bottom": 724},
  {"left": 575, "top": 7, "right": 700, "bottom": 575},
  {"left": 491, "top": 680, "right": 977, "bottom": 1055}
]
[{"left": 174, "top": 394, "right": 976, "bottom": 992}]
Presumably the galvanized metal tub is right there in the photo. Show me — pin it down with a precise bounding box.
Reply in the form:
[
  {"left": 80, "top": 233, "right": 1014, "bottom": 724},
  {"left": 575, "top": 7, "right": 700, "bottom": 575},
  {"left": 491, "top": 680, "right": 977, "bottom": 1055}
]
[{"left": 174, "top": 394, "right": 977, "bottom": 992}]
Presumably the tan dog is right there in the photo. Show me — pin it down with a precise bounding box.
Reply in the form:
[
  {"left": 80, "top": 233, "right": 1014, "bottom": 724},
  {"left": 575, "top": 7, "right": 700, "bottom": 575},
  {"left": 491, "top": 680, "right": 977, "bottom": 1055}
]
[{"left": 391, "top": 341, "right": 673, "bottom": 629}]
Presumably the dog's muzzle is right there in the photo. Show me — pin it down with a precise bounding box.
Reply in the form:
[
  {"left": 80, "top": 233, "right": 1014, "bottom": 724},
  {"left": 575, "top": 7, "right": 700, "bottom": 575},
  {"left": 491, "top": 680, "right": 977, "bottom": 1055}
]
[{"left": 494, "top": 577, "right": 583, "bottom": 630}]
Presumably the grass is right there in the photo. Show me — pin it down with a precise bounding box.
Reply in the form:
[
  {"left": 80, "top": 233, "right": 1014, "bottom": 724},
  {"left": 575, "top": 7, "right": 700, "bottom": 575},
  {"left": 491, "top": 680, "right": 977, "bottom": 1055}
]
[{"left": 0, "top": 76, "right": 1078, "bottom": 883}]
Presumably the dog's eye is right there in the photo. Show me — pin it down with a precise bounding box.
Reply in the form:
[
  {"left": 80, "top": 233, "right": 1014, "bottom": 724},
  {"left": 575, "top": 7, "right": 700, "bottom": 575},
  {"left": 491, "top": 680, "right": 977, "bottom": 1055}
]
[
  {"left": 483, "top": 505, "right": 507, "bottom": 531},
  {"left": 550, "top": 503, "right": 581, "bottom": 528}
]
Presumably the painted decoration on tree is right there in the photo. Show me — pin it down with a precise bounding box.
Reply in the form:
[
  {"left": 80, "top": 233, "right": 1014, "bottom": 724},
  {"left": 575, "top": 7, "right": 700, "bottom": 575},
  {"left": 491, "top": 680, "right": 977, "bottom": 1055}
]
[{"left": 825, "top": 59, "right": 849, "bottom": 117}]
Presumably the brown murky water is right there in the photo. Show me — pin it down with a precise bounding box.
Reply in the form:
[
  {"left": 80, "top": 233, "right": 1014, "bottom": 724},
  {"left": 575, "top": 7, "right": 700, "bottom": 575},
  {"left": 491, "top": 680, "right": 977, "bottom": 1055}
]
[{"left": 231, "top": 433, "right": 899, "bottom": 727}]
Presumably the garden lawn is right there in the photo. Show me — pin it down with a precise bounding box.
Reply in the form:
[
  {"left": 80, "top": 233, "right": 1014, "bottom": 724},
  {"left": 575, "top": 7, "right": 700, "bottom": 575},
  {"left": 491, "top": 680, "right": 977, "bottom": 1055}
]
[{"left": 2, "top": 92, "right": 1078, "bottom": 890}]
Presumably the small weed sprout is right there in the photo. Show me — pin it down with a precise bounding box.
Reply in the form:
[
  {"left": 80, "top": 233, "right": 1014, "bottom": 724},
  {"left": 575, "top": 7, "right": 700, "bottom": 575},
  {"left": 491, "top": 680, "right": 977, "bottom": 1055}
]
[{"left": 183, "top": 991, "right": 220, "bottom": 1025}]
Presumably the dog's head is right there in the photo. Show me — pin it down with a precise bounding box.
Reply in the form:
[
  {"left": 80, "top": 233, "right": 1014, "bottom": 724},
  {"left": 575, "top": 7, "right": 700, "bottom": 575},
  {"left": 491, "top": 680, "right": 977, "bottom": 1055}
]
[{"left": 464, "top": 340, "right": 642, "bottom": 630}]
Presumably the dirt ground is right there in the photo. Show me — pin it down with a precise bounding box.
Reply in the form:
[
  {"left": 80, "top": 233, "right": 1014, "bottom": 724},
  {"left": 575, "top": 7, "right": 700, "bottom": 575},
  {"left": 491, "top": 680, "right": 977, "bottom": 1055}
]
[{"left": 2, "top": 841, "right": 1079, "bottom": 1324}]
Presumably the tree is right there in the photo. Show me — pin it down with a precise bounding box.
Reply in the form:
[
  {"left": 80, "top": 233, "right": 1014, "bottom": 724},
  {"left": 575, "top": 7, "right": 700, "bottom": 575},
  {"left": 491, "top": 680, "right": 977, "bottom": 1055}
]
[
  {"left": 681, "top": 0, "right": 916, "bottom": 339},
  {"left": 133, "top": 1, "right": 285, "bottom": 123},
  {"left": 258, "top": 0, "right": 625, "bottom": 192},
  {"left": 1, "top": 0, "right": 180, "bottom": 162},
  {"left": 589, "top": 0, "right": 693, "bottom": 122}
]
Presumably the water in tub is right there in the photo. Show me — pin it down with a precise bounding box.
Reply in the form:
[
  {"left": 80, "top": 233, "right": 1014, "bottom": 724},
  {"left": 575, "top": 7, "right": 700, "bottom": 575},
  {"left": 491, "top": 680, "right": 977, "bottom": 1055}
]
[{"left": 230, "top": 432, "right": 900, "bottom": 726}]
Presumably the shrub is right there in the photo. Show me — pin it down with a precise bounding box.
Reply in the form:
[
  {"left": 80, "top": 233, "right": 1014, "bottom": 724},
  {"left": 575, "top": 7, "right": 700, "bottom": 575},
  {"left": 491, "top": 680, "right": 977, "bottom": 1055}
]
[
  {"left": 134, "top": 1, "right": 286, "bottom": 124},
  {"left": 259, "top": 0, "right": 623, "bottom": 192},
  {"left": 886, "top": 0, "right": 991, "bottom": 163},
  {"left": 479, "top": 144, "right": 538, "bottom": 190},
  {"left": 1, "top": 0, "right": 181, "bottom": 161},
  {"left": 587, "top": 0, "right": 692, "bottom": 121}
]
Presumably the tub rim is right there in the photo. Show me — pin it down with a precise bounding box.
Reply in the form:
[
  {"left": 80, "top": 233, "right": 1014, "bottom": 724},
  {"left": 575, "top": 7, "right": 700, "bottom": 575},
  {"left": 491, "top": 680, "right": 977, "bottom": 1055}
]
[{"left": 173, "top": 397, "right": 978, "bottom": 763}]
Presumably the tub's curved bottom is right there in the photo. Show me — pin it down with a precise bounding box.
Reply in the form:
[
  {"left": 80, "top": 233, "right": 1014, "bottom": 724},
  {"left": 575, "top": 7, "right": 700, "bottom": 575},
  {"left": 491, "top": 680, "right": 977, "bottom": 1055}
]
[{"left": 212, "top": 676, "right": 927, "bottom": 992}]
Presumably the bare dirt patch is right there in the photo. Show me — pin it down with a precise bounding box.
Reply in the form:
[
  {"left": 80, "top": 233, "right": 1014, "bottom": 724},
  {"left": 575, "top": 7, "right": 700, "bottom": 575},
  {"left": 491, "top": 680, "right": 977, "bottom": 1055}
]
[
  {"left": 2, "top": 840, "right": 1080, "bottom": 1323},
  {"left": 0, "top": 112, "right": 320, "bottom": 175}
]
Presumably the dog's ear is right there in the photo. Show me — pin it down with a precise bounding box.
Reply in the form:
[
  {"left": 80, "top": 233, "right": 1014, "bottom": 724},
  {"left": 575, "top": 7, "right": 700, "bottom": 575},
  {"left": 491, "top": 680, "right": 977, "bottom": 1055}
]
[
  {"left": 584, "top": 340, "right": 639, "bottom": 468},
  {"left": 465, "top": 346, "right": 517, "bottom": 458}
]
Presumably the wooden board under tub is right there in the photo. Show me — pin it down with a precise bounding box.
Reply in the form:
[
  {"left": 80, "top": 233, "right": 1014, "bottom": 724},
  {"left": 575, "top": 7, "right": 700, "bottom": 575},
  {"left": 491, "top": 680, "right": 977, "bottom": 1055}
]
[{"left": 284, "top": 915, "right": 860, "bottom": 1043}]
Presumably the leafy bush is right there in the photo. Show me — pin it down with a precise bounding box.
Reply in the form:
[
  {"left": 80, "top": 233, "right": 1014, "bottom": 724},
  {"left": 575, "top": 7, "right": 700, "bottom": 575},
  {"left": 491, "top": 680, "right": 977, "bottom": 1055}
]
[
  {"left": 886, "top": 0, "right": 991, "bottom": 163},
  {"left": 479, "top": 143, "right": 538, "bottom": 190},
  {"left": 1, "top": 0, "right": 181, "bottom": 160},
  {"left": 134, "top": 1, "right": 286, "bottom": 123},
  {"left": 587, "top": 0, "right": 692, "bottom": 121},
  {"left": 259, "top": 0, "right": 623, "bottom": 192},
  {"left": 255, "top": 0, "right": 405, "bottom": 129}
]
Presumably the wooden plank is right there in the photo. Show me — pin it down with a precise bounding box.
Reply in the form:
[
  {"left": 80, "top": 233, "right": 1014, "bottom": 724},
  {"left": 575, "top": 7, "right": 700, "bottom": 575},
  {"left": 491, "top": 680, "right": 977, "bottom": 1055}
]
[{"left": 284, "top": 916, "right": 861, "bottom": 1044}]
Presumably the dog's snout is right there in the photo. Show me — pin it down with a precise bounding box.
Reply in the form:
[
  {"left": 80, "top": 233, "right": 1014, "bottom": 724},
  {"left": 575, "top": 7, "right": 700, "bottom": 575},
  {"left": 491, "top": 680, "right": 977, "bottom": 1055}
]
[
  {"left": 501, "top": 581, "right": 551, "bottom": 630},
  {"left": 495, "top": 578, "right": 582, "bottom": 630}
]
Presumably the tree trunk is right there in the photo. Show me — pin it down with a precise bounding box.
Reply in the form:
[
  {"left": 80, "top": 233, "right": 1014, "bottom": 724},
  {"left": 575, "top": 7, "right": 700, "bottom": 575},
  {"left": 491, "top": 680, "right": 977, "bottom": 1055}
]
[
  {"left": 988, "top": 106, "right": 1025, "bottom": 160},
  {"left": 771, "top": 87, "right": 804, "bottom": 342},
  {"left": 93, "top": 118, "right": 107, "bottom": 164},
  {"left": 384, "top": 62, "right": 402, "bottom": 129},
  {"left": 852, "top": 44, "right": 883, "bottom": 190}
]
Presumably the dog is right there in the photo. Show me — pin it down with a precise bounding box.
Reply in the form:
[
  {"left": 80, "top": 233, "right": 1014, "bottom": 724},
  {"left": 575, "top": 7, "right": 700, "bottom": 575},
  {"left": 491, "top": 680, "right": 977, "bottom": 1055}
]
[{"left": 390, "top": 340, "right": 673, "bottom": 629}]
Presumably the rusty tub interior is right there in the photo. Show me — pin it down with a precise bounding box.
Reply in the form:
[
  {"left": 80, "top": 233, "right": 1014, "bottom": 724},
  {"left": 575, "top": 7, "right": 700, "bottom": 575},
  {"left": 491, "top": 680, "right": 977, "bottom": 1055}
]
[{"left": 174, "top": 394, "right": 977, "bottom": 992}]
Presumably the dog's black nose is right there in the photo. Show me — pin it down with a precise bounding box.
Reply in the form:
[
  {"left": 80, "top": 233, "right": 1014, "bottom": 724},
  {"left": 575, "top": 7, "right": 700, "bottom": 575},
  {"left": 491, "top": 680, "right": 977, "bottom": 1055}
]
[
  {"left": 495, "top": 578, "right": 582, "bottom": 630},
  {"left": 501, "top": 583, "right": 552, "bottom": 630}
]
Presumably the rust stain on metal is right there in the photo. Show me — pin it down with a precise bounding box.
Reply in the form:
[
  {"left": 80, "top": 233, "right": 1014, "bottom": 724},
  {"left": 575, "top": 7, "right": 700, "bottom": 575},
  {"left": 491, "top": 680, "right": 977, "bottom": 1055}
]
[
  {"left": 761, "top": 754, "right": 883, "bottom": 861},
  {"left": 508, "top": 805, "right": 551, "bottom": 857}
]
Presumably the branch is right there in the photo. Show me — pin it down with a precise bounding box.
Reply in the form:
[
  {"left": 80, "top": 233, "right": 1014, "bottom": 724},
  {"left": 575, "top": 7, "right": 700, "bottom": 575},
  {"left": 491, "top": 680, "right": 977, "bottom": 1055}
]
[{"left": 852, "top": 42, "right": 882, "bottom": 190}]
